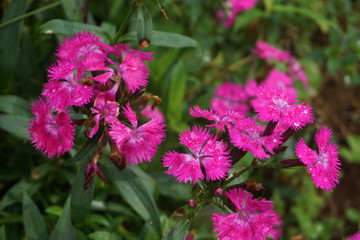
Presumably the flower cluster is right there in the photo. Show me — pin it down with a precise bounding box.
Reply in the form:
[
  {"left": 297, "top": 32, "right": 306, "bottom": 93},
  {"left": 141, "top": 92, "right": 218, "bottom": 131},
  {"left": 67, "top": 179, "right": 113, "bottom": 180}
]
[
  {"left": 29, "top": 32, "right": 166, "bottom": 187},
  {"left": 161, "top": 38, "right": 341, "bottom": 238}
]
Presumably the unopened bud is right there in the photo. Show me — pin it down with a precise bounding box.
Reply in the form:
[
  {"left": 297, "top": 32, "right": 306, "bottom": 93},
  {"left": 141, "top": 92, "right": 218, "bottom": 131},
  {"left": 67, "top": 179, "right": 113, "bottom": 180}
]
[
  {"left": 188, "top": 199, "right": 197, "bottom": 208},
  {"left": 215, "top": 188, "right": 223, "bottom": 196}
]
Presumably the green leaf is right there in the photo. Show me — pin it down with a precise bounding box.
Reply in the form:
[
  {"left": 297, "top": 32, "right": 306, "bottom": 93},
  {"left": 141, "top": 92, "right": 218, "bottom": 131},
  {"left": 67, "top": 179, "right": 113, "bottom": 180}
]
[
  {"left": 233, "top": 9, "right": 263, "bottom": 31},
  {"left": 50, "top": 197, "right": 75, "bottom": 240},
  {"left": 39, "top": 19, "right": 110, "bottom": 40},
  {"left": 22, "top": 192, "right": 48, "bottom": 240},
  {"left": 71, "top": 159, "right": 95, "bottom": 225},
  {"left": 100, "top": 162, "right": 162, "bottom": 237},
  {"left": 121, "top": 31, "right": 198, "bottom": 48},
  {"left": 0, "top": 226, "right": 5, "bottom": 240},
  {"left": 0, "top": 95, "right": 31, "bottom": 116},
  {"left": 88, "top": 231, "right": 116, "bottom": 240},
  {"left": 137, "top": 5, "right": 153, "bottom": 47},
  {"left": 0, "top": 115, "right": 31, "bottom": 140},
  {"left": 167, "top": 61, "right": 187, "bottom": 131},
  {"left": 60, "top": 0, "right": 84, "bottom": 22},
  {"left": 0, "top": 0, "right": 27, "bottom": 92},
  {"left": 152, "top": 173, "right": 191, "bottom": 200},
  {"left": 272, "top": 5, "right": 340, "bottom": 33},
  {"left": 0, "top": 180, "right": 41, "bottom": 210},
  {"left": 163, "top": 219, "right": 189, "bottom": 240},
  {"left": 341, "top": 135, "right": 360, "bottom": 163},
  {"left": 45, "top": 206, "right": 63, "bottom": 217}
]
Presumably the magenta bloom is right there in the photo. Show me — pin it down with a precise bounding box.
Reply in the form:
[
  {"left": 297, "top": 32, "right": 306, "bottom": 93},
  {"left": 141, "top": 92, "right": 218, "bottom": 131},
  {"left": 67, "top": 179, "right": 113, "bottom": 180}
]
[
  {"left": 109, "top": 103, "right": 165, "bottom": 165},
  {"left": 162, "top": 126, "right": 231, "bottom": 183},
  {"left": 29, "top": 99, "right": 75, "bottom": 158},
  {"left": 253, "top": 40, "right": 290, "bottom": 62},
  {"left": 88, "top": 93, "right": 119, "bottom": 138},
  {"left": 118, "top": 54, "right": 150, "bottom": 92},
  {"left": 348, "top": 232, "right": 360, "bottom": 240},
  {"left": 295, "top": 126, "right": 341, "bottom": 191},
  {"left": 217, "top": 0, "right": 259, "bottom": 27},
  {"left": 253, "top": 86, "right": 313, "bottom": 130},
  {"left": 229, "top": 117, "right": 281, "bottom": 159},
  {"left": 106, "top": 43, "right": 154, "bottom": 62},
  {"left": 263, "top": 69, "right": 296, "bottom": 96},
  {"left": 56, "top": 31, "right": 107, "bottom": 66},
  {"left": 42, "top": 60, "right": 94, "bottom": 110},
  {"left": 288, "top": 57, "right": 310, "bottom": 89},
  {"left": 140, "top": 104, "right": 165, "bottom": 123},
  {"left": 212, "top": 189, "right": 281, "bottom": 240},
  {"left": 190, "top": 105, "right": 245, "bottom": 131},
  {"left": 210, "top": 82, "right": 249, "bottom": 116}
]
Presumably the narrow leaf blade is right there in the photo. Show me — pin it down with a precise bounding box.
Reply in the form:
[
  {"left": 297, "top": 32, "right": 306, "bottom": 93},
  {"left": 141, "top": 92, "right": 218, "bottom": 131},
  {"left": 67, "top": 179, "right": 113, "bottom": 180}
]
[
  {"left": 50, "top": 197, "right": 75, "bottom": 240},
  {"left": 163, "top": 219, "right": 189, "bottom": 240},
  {"left": 71, "top": 159, "right": 95, "bottom": 225},
  {"left": 39, "top": 19, "right": 109, "bottom": 39},
  {"left": 100, "top": 162, "right": 162, "bottom": 236},
  {"left": 23, "top": 192, "right": 48, "bottom": 240}
]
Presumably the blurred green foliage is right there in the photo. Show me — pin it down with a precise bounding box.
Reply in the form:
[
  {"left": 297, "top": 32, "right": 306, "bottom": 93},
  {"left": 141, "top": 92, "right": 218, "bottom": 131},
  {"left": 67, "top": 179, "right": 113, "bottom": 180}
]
[{"left": 1, "top": 0, "right": 360, "bottom": 239}]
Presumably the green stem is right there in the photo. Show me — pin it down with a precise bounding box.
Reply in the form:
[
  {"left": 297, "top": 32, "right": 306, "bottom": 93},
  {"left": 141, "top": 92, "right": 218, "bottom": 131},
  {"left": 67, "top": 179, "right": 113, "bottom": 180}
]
[
  {"left": 223, "top": 165, "right": 253, "bottom": 187},
  {"left": 113, "top": 2, "right": 139, "bottom": 44},
  {"left": 0, "top": 1, "right": 61, "bottom": 29}
]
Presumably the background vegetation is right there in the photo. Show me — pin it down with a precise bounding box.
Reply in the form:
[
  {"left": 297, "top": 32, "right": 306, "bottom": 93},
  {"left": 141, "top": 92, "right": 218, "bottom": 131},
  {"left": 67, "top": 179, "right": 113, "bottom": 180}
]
[{"left": 1, "top": 0, "right": 360, "bottom": 239}]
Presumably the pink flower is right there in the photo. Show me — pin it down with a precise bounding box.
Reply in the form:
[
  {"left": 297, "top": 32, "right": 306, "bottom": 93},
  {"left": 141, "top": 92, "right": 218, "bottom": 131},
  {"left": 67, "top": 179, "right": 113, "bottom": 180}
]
[
  {"left": 228, "top": 117, "right": 281, "bottom": 159},
  {"left": 348, "top": 232, "right": 360, "bottom": 240},
  {"left": 217, "top": 0, "right": 259, "bottom": 27},
  {"left": 263, "top": 69, "right": 296, "bottom": 96},
  {"left": 253, "top": 40, "right": 290, "bottom": 62},
  {"left": 109, "top": 103, "right": 166, "bottom": 165},
  {"left": 210, "top": 82, "right": 249, "bottom": 116},
  {"left": 162, "top": 126, "right": 231, "bottom": 183},
  {"left": 295, "top": 126, "right": 341, "bottom": 191},
  {"left": 253, "top": 86, "right": 313, "bottom": 130},
  {"left": 88, "top": 93, "right": 119, "bottom": 138},
  {"left": 42, "top": 60, "right": 94, "bottom": 110},
  {"left": 118, "top": 54, "right": 150, "bottom": 92},
  {"left": 29, "top": 98, "right": 75, "bottom": 158},
  {"left": 190, "top": 105, "right": 245, "bottom": 131},
  {"left": 140, "top": 104, "right": 165, "bottom": 123},
  {"left": 106, "top": 43, "right": 154, "bottom": 62},
  {"left": 212, "top": 189, "right": 281, "bottom": 240},
  {"left": 56, "top": 31, "right": 107, "bottom": 66},
  {"left": 288, "top": 57, "right": 310, "bottom": 89}
]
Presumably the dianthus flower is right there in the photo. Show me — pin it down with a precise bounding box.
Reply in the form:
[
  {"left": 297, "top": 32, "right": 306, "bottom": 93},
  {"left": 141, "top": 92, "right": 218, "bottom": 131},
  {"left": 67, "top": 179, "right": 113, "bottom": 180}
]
[
  {"left": 253, "top": 40, "right": 290, "bottom": 62},
  {"left": 190, "top": 105, "right": 245, "bottom": 131},
  {"left": 348, "top": 232, "right": 360, "bottom": 240},
  {"left": 29, "top": 98, "right": 75, "bottom": 158},
  {"left": 118, "top": 54, "right": 150, "bottom": 92},
  {"left": 295, "top": 126, "right": 341, "bottom": 191},
  {"left": 162, "top": 126, "right": 231, "bottom": 183},
  {"left": 42, "top": 60, "right": 94, "bottom": 111},
  {"left": 263, "top": 69, "right": 296, "bottom": 96},
  {"left": 228, "top": 117, "right": 281, "bottom": 159},
  {"left": 288, "top": 57, "right": 310, "bottom": 89},
  {"left": 109, "top": 103, "right": 166, "bottom": 165},
  {"left": 212, "top": 189, "right": 281, "bottom": 240},
  {"left": 140, "top": 104, "right": 165, "bottom": 123},
  {"left": 106, "top": 43, "right": 154, "bottom": 62},
  {"left": 217, "top": 0, "right": 259, "bottom": 27},
  {"left": 253, "top": 86, "right": 313, "bottom": 130},
  {"left": 210, "top": 81, "right": 249, "bottom": 116},
  {"left": 88, "top": 93, "right": 119, "bottom": 138}
]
